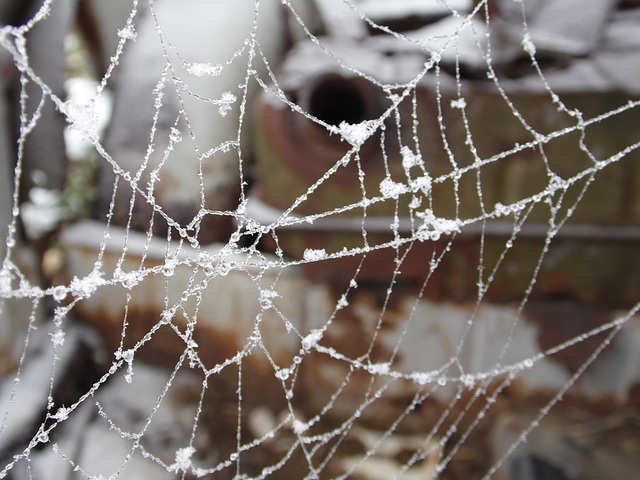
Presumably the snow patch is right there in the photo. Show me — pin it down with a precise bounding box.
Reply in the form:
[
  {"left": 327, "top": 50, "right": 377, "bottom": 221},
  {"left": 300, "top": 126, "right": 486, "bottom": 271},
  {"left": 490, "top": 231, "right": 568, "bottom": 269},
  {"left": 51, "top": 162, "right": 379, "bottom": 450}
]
[
  {"left": 117, "top": 25, "right": 137, "bottom": 41},
  {"left": 379, "top": 177, "right": 408, "bottom": 199},
  {"left": 338, "top": 120, "right": 377, "bottom": 147},
  {"left": 61, "top": 97, "right": 100, "bottom": 143},
  {"left": 303, "top": 248, "right": 327, "bottom": 262},
  {"left": 401, "top": 146, "right": 421, "bottom": 170},
  {"left": 186, "top": 62, "right": 223, "bottom": 77},
  {"left": 302, "top": 329, "right": 323, "bottom": 351},
  {"left": 216, "top": 91, "right": 236, "bottom": 116},
  {"left": 416, "top": 209, "right": 460, "bottom": 241},
  {"left": 169, "top": 446, "right": 196, "bottom": 473},
  {"left": 69, "top": 270, "right": 105, "bottom": 299},
  {"left": 20, "top": 188, "right": 66, "bottom": 239},
  {"left": 450, "top": 97, "right": 467, "bottom": 109}
]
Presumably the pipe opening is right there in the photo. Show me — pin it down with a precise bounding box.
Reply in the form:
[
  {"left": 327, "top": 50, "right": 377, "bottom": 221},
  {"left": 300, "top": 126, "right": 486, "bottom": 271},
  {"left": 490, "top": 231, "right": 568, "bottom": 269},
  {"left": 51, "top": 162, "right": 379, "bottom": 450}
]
[{"left": 310, "top": 78, "right": 367, "bottom": 126}]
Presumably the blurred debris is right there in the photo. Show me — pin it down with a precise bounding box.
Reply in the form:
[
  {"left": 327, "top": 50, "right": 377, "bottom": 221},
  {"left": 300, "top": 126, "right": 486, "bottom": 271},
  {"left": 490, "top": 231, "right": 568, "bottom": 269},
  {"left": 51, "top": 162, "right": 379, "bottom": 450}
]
[
  {"left": 9, "top": 362, "right": 196, "bottom": 480},
  {"left": 20, "top": 187, "right": 67, "bottom": 240},
  {"left": 0, "top": 321, "right": 106, "bottom": 466},
  {"left": 490, "top": 409, "right": 640, "bottom": 480},
  {"left": 315, "top": 0, "right": 369, "bottom": 40},
  {"left": 338, "top": 425, "right": 440, "bottom": 480},
  {"left": 489, "top": 0, "right": 618, "bottom": 58},
  {"left": 248, "top": 407, "right": 279, "bottom": 440},
  {"left": 360, "top": 0, "right": 472, "bottom": 34},
  {"left": 1, "top": 0, "right": 73, "bottom": 208},
  {"left": 340, "top": 454, "right": 437, "bottom": 480},
  {"left": 510, "top": 455, "right": 571, "bottom": 480}
]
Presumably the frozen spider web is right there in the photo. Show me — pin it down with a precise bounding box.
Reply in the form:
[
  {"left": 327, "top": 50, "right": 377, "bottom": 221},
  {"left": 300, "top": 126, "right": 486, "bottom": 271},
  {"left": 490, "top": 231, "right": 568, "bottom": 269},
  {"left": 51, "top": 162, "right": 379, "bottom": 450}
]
[{"left": 1, "top": 1, "right": 640, "bottom": 479}]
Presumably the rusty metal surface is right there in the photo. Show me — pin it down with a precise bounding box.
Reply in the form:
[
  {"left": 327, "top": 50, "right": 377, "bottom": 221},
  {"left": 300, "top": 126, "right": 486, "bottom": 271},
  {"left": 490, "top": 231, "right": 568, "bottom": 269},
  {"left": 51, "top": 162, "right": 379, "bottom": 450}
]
[
  {"left": 250, "top": 37, "right": 640, "bottom": 307},
  {"left": 59, "top": 220, "right": 640, "bottom": 478},
  {"left": 61, "top": 221, "right": 640, "bottom": 409},
  {"left": 299, "top": 292, "right": 640, "bottom": 421},
  {"left": 60, "top": 220, "right": 306, "bottom": 409},
  {"left": 247, "top": 194, "right": 640, "bottom": 308},
  {"left": 255, "top": 38, "right": 640, "bottom": 221}
]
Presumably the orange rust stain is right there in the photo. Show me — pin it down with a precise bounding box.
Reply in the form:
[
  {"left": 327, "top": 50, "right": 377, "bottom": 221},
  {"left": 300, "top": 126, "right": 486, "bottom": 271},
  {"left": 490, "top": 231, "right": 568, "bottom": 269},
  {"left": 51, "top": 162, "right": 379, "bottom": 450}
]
[
  {"left": 73, "top": 301, "right": 293, "bottom": 410},
  {"left": 522, "top": 298, "right": 613, "bottom": 374}
]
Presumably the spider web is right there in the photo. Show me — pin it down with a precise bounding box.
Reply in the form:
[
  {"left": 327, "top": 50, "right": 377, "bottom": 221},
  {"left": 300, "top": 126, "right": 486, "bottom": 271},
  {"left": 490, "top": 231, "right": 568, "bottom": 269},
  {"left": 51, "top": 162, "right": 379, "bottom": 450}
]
[{"left": 1, "top": 1, "right": 640, "bottom": 479}]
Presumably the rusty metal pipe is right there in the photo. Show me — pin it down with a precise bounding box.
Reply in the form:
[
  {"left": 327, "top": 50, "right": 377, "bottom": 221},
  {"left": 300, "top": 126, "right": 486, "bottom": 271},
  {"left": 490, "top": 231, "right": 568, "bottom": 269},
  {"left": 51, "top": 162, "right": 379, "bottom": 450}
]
[
  {"left": 309, "top": 76, "right": 368, "bottom": 126},
  {"left": 248, "top": 197, "right": 640, "bottom": 241}
]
